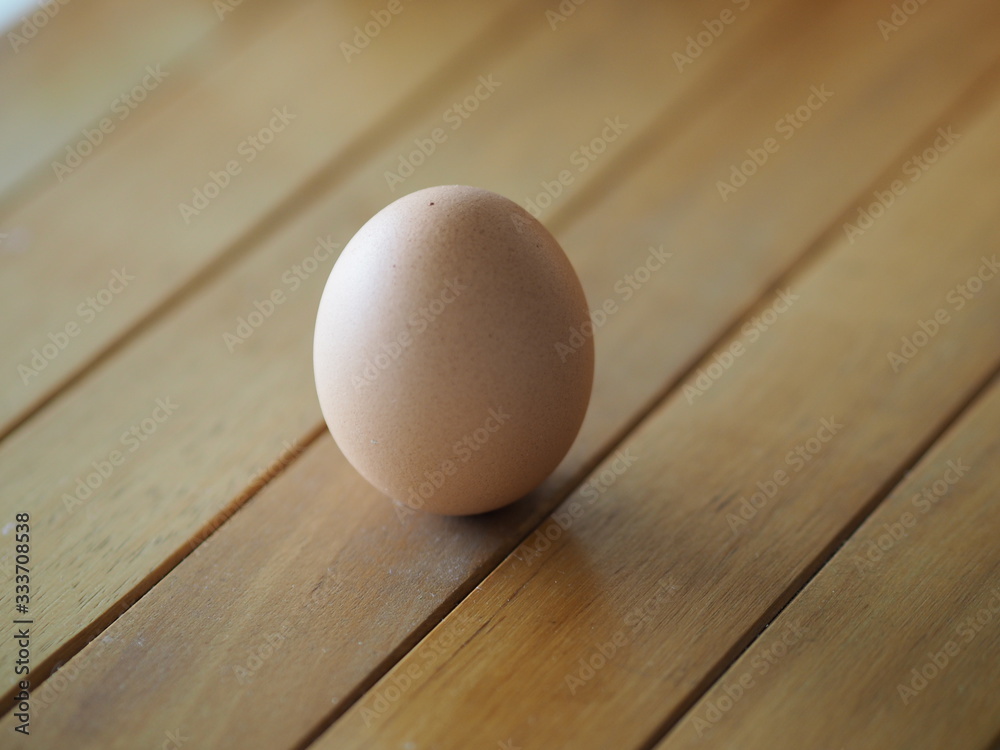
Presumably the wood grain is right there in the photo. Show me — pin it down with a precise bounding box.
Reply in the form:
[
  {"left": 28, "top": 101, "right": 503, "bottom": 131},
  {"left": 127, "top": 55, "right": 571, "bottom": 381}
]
[
  {"left": 0, "top": 0, "right": 779, "bottom": 724},
  {"left": 0, "top": 0, "right": 524, "bottom": 437},
  {"left": 0, "top": 0, "right": 248, "bottom": 204},
  {"left": 658, "top": 374, "right": 1000, "bottom": 750},
  {"left": 311, "top": 67, "right": 1000, "bottom": 750},
  {"left": 5, "top": 0, "right": 1000, "bottom": 747}
]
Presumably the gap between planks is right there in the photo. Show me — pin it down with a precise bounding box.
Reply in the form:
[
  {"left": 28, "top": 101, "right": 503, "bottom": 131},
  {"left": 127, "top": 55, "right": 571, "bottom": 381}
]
[
  {"left": 0, "top": 422, "right": 328, "bottom": 719},
  {"left": 69, "top": 5, "right": 848, "bottom": 740},
  {"left": 7, "top": 2, "right": 997, "bottom": 733},
  {"left": 285, "top": 36, "right": 1000, "bottom": 750},
  {"left": 8, "top": 0, "right": 997, "bottom": 738},
  {"left": 0, "top": 0, "right": 538, "bottom": 447},
  {"left": 0, "top": 0, "right": 813, "bottom": 720},
  {"left": 310, "top": 47, "right": 1000, "bottom": 748},
  {"left": 295, "top": 45, "right": 1000, "bottom": 750},
  {"left": 0, "top": 0, "right": 298, "bottom": 218},
  {"left": 0, "top": 0, "right": 544, "bottom": 714},
  {"left": 637, "top": 361, "right": 1000, "bottom": 750}
]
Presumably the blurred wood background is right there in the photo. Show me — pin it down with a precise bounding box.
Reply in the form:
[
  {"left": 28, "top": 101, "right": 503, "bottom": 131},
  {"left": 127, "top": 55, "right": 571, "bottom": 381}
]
[{"left": 1, "top": 0, "right": 999, "bottom": 748}]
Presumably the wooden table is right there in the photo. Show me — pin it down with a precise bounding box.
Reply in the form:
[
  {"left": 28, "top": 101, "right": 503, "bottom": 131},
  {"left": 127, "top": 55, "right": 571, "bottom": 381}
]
[{"left": 3, "top": 0, "right": 1000, "bottom": 747}]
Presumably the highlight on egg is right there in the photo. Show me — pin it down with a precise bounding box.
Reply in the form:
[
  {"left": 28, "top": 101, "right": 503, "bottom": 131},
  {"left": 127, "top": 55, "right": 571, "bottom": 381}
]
[{"left": 313, "top": 185, "right": 594, "bottom": 515}]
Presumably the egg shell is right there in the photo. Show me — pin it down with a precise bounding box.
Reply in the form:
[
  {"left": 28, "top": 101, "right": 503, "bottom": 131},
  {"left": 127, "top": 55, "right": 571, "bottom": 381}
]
[{"left": 313, "top": 185, "right": 594, "bottom": 515}]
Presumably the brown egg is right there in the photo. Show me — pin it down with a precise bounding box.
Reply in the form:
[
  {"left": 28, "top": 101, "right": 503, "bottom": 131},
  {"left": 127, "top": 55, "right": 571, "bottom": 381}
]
[{"left": 313, "top": 185, "right": 593, "bottom": 515}]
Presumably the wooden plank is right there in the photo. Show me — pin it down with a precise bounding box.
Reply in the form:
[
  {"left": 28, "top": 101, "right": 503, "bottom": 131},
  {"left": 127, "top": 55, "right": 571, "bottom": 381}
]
[
  {"left": 0, "top": 0, "right": 255, "bottom": 204},
  {"left": 0, "top": 0, "right": 525, "bottom": 437},
  {"left": 5, "top": 0, "right": 1000, "bottom": 747},
  {"left": 0, "top": 0, "right": 776, "bottom": 726},
  {"left": 658, "top": 375, "right": 1000, "bottom": 750},
  {"left": 309, "top": 67, "right": 1000, "bottom": 750}
]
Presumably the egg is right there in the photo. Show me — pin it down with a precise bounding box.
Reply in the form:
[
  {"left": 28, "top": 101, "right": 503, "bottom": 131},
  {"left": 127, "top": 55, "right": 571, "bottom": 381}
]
[{"left": 313, "top": 185, "right": 594, "bottom": 515}]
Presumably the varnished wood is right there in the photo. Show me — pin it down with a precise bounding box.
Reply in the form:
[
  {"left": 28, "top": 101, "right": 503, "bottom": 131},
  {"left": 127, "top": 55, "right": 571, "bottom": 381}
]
[
  {"left": 658, "top": 375, "right": 1000, "bottom": 749},
  {"left": 1, "top": 0, "right": 989, "bottom": 743},
  {"left": 0, "top": 0, "right": 523, "bottom": 436},
  {"left": 0, "top": 0, "right": 797, "bottom": 739},
  {"left": 0, "top": 0, "right": 241, "bottom": 203},
  {"left": 312, "top": 63, "right": 1000, "bottom": 750},
  {"left": 2, "top": 0, "right": 999, "bottom": 747}
]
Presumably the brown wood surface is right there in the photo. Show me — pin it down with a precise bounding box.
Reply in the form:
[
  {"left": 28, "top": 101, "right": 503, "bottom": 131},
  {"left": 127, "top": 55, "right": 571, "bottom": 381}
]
[
  {"left": 0, "top": 0, "right": 523, "bottom": 437},
  {"left": 0, "top": 0, "right": 795, "bottom": 739},
  {"left": 659, "top": 374, "right": 1000, "bottom": 749},
  {"left": 313, "top": 60, "right": 1000, "bottom": 750},
  {"left": 0, "top": 0, "right": 254, "bottom": 204},
  {"left": 2, "top": 1, "right": 1000, "bottom": 748}
]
